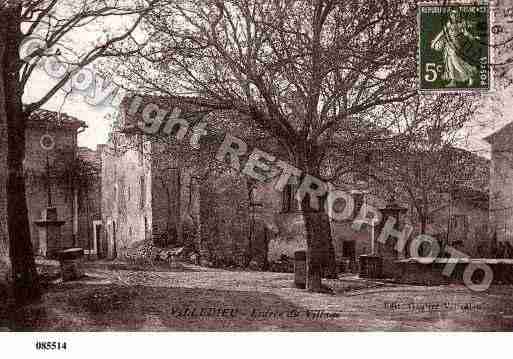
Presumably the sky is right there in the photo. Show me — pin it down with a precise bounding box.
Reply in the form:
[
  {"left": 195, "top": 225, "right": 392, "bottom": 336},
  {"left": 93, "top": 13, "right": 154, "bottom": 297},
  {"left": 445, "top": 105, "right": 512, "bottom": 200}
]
[
  {"left": 21, "top": 2, "right": 140, "bottom": 151},
  {"left": 24, "top": 71, "right": 114, "bottom": 150}
]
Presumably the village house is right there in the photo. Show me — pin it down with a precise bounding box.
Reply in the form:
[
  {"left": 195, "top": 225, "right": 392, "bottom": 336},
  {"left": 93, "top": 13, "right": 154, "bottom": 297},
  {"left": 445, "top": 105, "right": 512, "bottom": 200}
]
[
  {"left": 99, "top": 96, "right": 249, "bottom": 262},
  {"left": 22, "top": 109, "right": 90, "bottom": 257},
  {"left": 257, "top": 162, "right": 489, "bottom": 274},
  {"left": 422, "top": 186, "right": 490, "bottom": 256},
  {"left": 230, "top": 142, "right": 491, "bottom": 269},
  {"left": 0, "top": 106, "right": 101, "bottom": 261},
  {"left": 485, "top": 122, "right": 513, "bottom": 257},
  {"left": 75, "top": 146, "right": 103, "bottom": 257},
  {"left": 98, "top": 95, "right": 492, "bottom": 273},
  {"left": 99, "top": 134, "right": 153, "bottom": 259}
]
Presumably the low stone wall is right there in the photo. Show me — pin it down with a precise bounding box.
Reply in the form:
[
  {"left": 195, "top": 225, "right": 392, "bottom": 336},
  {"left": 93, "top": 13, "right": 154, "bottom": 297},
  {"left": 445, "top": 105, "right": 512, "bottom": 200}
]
[{"left": 395, "top": 258, "right": 513, "bottom": 285}]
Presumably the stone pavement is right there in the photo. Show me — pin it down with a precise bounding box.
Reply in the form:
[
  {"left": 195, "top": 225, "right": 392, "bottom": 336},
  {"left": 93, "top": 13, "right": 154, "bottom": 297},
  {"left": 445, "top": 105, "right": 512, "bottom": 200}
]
[{"left": 5, "top": 261, "right": 513, "bottom": 331}]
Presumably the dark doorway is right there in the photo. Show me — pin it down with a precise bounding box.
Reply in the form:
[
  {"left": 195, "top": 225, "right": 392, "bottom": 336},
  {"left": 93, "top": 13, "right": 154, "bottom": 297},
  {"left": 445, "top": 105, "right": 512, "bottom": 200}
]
[
  {"left": 113, "top": 221, "right": 117, "bottom": 259},
  {"left": 343, "top": 240, "right": 356, "bottom": 259},
  {"left": 342, "top": 240, "right": 356, "bottom": 273},
  {"left": 95, "top": 223, "right": 104, "bottom": 259}
]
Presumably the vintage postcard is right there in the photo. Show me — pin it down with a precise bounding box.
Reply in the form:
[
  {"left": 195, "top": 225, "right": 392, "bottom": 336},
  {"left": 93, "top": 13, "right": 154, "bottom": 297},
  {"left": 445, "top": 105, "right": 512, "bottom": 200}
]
[{"left": 1, "top": 0, "right": 513, "bottom": 353}]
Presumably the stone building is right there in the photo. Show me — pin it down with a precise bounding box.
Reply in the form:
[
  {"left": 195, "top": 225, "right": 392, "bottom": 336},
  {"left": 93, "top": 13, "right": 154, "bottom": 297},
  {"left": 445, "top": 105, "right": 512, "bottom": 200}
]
[
  {"left": 485, "top": 122, "right": 513, "bottom": 256},
  {"left": 253, "top": 153, "right": 490, "bottom": 267},
  {"left": 100, "top": 133, "right": 153, "bottom": 259},
  {"left": 423, "top": 186, "right": 489, "bottom": 257},
  {"left": 101, "top": 94, "right": 491, "bottom": 269},
  {"left": 22, "top": 110, "right": 87, "bottom": 256},
  {"left": 99, "top": 96, "right": 375, "bottom": 266},
  {"left": 0, "top": 106, "right": 101, "bottom": 259},
  {"left": 97, "top": 96, "right": 273, "bottom": 262},
  {"left": 99, "top": 95, "right": 249, "bottom": 261},
  {"left": 76, "top": 146, "right": 102, "bottom": 257}
]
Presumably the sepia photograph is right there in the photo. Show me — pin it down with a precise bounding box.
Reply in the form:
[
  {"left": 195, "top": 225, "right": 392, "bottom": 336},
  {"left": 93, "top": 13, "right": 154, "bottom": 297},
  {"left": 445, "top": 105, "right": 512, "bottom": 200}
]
[{"left": 2, "top": 0, "right": 513, "bottom": 353}]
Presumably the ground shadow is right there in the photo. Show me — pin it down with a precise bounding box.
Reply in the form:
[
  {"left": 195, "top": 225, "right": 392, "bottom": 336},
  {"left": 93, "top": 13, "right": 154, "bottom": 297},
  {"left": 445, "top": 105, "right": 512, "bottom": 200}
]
[{"left": 4, "top": 283, "right": 345, "bottom": 331}]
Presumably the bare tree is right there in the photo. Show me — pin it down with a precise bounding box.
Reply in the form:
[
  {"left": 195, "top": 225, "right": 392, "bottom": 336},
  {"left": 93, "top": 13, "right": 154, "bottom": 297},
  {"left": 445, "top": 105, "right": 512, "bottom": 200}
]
[
  {"left": 333, "top": 94, "right": 483, "bottom": 236},
  {"left": 0, "top": 0, "right": 158, "bottom": 306},
  {"left": 112, "top": 0, "right": 418, "bottom": 291}
]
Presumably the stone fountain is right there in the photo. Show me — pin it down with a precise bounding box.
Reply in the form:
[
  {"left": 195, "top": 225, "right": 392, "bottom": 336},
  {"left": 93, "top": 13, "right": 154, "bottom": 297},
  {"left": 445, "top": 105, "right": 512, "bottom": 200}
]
[{"left": 34, "top": 206, "right": 66, "bottom": 258}]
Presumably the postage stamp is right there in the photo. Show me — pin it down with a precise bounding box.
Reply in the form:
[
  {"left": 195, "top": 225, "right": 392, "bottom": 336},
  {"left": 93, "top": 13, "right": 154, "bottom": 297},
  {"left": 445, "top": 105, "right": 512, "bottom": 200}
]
[{"left": 418, "top": 2, "right": 491, "bottom": 92}]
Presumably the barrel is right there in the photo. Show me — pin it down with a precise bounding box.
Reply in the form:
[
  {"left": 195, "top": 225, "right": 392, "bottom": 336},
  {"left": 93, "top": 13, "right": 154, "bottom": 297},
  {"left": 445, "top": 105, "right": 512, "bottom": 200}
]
[
  {"left": 359, "top": 254, "right": 383, "bottom": 279},
  {"left": 57, "top": 248, "right": 85, "bottom": 282}
]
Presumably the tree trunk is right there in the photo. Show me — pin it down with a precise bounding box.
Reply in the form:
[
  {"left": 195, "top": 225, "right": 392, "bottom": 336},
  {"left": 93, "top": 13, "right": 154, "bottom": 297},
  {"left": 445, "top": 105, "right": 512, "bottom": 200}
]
[
  {"left": 262, "top": 227, "right": 269, "bottom": 271},
  {"left": 175, "top": 169, "right": 182, "bottom": 245},
  {"left": 302, "top": 210, "right": 326, "bottom": 292},
  {"left": 321, "top": 222, "right": 338, "bottom": 279},
  {"left": 2, "top": 5, "right": 41, "bottom": 306},
  {"left": 302, "top": 209, "right": 338, "bottom": 287},
  {"left": 244, "top": 180, "right": 254, "bottom": 267},
  {"left": 163, "top": 178, "right": 173, "bottom": 246},
  {"left": 0, "top": 11, "right": 12, "bottom": 304},
  {"left": 198, "top": 176, "right": 217, "bottom": 262},
  {"left": 297, "top": 149, "right": 337, "bottom": 292}
]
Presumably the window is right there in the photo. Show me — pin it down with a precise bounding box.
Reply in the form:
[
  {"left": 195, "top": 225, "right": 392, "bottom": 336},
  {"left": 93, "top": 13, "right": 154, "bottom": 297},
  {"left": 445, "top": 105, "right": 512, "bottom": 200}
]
[
  {"left": 140, "top": 175, "right": 146, "bottom": 209},
  {"left": 342, "top": 240, "right": 356, "bottom": 259},
  {"left": 282, "top": 181, "right": 330, "bottom": 213},
  {"left": 118, "top": 179, "right": 125, "bottom": 206},
  {"left": 282, "top": 183, "right": 293, "bottom": 213},
  {"left": 449, "top": 214, "right": 469, "bottom": 243},
  {"left": 354, "top": 153, "right": 371, "bottom": 183},
  {"left": 282, "top": 182, "right": 300, "bottom": 213},
  {"left": 137, "top": 135, "right": 144, "bottom": 165},
  {"left": 352, "top": 192, "right": 364, "bottom": 219},
  {"left": 450, "top": 214, "right": 468, "bottom": 231}
]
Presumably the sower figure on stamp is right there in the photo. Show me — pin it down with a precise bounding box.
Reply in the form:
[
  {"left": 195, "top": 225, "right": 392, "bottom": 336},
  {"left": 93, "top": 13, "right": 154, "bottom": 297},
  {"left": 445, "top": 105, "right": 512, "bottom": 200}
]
[{"left": 431, "top": 9, "right": 480, "bottom": 87}]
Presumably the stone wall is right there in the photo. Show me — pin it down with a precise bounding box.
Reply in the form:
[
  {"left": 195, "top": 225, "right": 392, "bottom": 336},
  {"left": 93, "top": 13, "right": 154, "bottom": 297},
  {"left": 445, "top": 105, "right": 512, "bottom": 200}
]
[
  {"left": 430, "top": 197, "right": 489, "bottom": 257},
  {"left": 150, "top": 144, "right": 250, "bottom": 265},
  {"left": 101, "top": 133, "right": 152, "bottom": 259},
  {"left": 150, "top": 141, "right": 183, "bottom": 246},
  {"left": 489, "top": 127, "right": 513, "bottom": 245},
  {"left": 76, "top": 147, "right": 102, "bottom": 254},
  {"left": 24, "top": 122, "right": 79, "bottom": 253},
  {"left": 199, "top": 170, "right": 250, "bottom": 265}
]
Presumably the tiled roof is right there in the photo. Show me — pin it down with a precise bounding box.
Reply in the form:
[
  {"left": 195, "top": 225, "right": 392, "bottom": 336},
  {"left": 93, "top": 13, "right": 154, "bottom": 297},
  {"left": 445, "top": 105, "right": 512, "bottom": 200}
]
[
  {"left": 27, "top": 109, "right": 87, "bottom": 130},
  {"left": 483, "top": 121, "right": 513, "bottom": 144},
  {"left": 78, "top": 146, "right": 98, "bottom": 162}
]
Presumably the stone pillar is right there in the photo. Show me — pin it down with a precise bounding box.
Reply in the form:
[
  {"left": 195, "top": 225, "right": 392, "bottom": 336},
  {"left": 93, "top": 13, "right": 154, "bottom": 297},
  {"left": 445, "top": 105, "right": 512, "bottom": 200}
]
[
  {"left": 34, "top": 207, "right": 66, "bottom": 258},
  {"left": 374, "top": 198, "right": 407, "bottom": 278}
]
